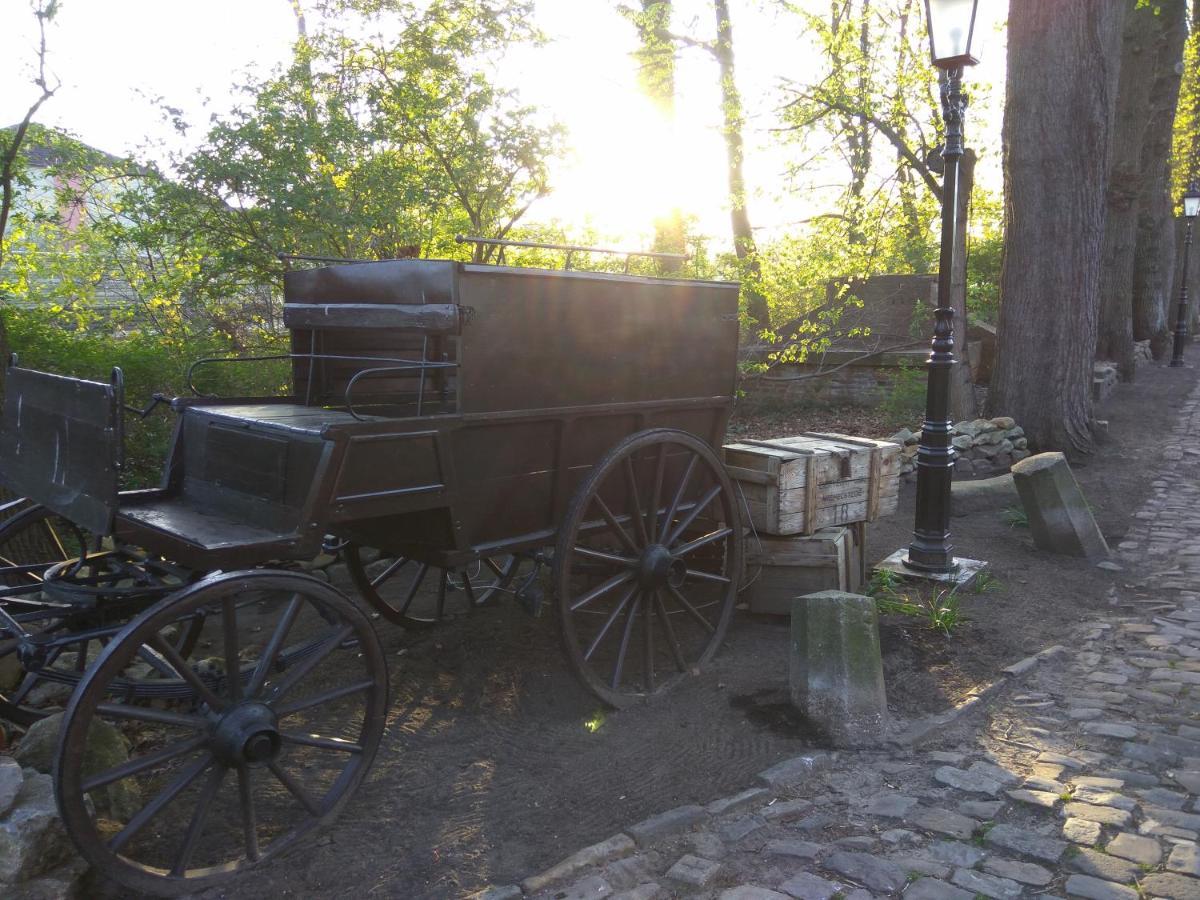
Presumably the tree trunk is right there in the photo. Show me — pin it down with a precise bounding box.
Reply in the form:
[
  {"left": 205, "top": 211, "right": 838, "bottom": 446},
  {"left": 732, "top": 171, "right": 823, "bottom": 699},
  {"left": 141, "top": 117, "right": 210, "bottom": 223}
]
[
  {"left": 988, "top": 0, "right": 1125, "bottom": 455},
  {"left": 1133, "top": 0, "right": 1188, "bottom": 359},
  {"left": 1096, "top": 1, "right": 1163, "bottom": 380},
  {"left": 948, "top": 150, "right": 976, "bottom": 422},
  {"left": 713, "top": 0, "right": 770, "bottom": 332},
  {"left": 631, "top": 1, "right": 686, "bottom": 274}
]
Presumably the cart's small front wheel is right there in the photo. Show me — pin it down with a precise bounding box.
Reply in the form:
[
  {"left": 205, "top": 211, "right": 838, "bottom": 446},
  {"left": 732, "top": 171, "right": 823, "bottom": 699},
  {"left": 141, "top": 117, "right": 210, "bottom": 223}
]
[
  {"left": 345, "top": 547, "right": 521, "bottom": 628},
  {"left": 556, "top": 429, "right": 742, "bottom": 708},
  {"left": 54, "top": 569, "right": 388, "bottom": 897}
]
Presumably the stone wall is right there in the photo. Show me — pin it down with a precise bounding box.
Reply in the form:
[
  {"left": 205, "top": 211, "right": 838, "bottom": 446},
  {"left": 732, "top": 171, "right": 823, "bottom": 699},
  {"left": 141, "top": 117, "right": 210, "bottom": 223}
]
[{"left": 890, "top": 417, "right": 1030, "bottom": 479}]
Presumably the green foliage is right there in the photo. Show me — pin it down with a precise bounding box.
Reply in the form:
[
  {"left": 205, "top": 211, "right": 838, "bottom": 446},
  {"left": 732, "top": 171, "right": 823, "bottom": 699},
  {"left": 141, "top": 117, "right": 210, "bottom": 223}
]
[
  {"left": 879, "top": 359, "right": 926, "bottom": 424},
  {"left": 1001, "top": 506, "right": 1029, "bottom": 529},
  {"left": 868, "top": 569, "right": 966, "bottom": 636},
  {"left": 1173, "top": 24, "right": 1200, "bottom": 193},
  {"left": 972, "top": 570, "right": 1001, "bottom": 594}
]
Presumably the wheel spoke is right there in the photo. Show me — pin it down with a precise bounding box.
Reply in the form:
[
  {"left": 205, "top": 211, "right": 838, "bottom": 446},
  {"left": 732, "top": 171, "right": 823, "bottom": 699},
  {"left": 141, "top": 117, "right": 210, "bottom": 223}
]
[
  {"left": 41, "top": 518, "right": 69, "bottom": 560},
  {"left": 136, "top": 643, "right": 179, "bottom": 680},
  {"left": 96, "top": 702, "right": 208, "bottom": 730},
  {"left": 109, "top": 754, "right": 214, "bottom": 853},
  {"left": 571, "top": 546, "right": 636, "bottom": 568},
  {"left": 370, "top": 557, "right": 407, "bottom": 589},
  {"left": 665, "top": 484, "right": 723, "bottom": 548},
  {"left": 274, "top": 678, "right": 374, "bottom": 718},
  {"left": 593, "top": 495, "right": 640, "bottom": 556},
  {"left": 268, "top": 761, "right": 323, "bottom": 817},
  {"left": 584, "top": 583, "right": 639, "bottom": 661},
  {"left": 246, "top": 593, "right": 302, "bottom": 697},
  {"left": 685, "top": 567, "right": 732, "bottom": 585},
  {"left": 398, "top": 562, "right": 429, "bottom": 616},
  {"left": 610, "top": 592, "right": 642, "bottom": 691},
  {"left": 648, "top": 442, "right": 667, "bottom": 542},
  {"left": 281, "top": 732, "right": 363, "bottom": 754},
  {"left": 569, "top": 570, "right": 634, "bottom": 612},
  {"left": 264, "top": 624, "right": 355, "bottom": 705},
  {"left": 82, "top": 733, "right": 208, "bottom": 793},
  {"left": 222, "top": 597, "right": 240, "bottom": 702},
  {"left": 653, "top": 590, "right": 688, "bottom": 672},
  {"left": 148, "top": 633, "right": 225, "bottom": 712},
  {"left": 170, "top": 763, "right": 227, "bottom": 876},
  {"left": 673, "top": 527, "right": 733, "bottom": 558},
  {"left": 237, "top": 764, "right": 259, "bottom": 862},
  {"left": 660, "top": 452, "right": 697, "bottom": 540},
  {"left": 623, "top": 456, "right": 649, "bottom": 547},
  {"left": 666, "top": 583, "right": 717, "bottom": 635}
]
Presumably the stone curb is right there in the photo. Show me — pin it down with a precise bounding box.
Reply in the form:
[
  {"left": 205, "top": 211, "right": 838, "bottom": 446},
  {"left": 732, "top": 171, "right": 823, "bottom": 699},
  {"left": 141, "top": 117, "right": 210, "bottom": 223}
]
[
  {"left": 480, "top": 647, "right": 1068, "bottom": 898},
  {"left": 890, "top": 644, "right": 1066, "bottom": 748}
]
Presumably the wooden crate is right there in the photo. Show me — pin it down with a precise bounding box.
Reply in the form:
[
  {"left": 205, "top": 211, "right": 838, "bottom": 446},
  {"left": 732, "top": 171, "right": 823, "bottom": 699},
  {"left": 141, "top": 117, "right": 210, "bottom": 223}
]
[
  {"left": 743, "top": 523, "right": 865, "bottom": 616},
  {"left": 723, "top": 433, "right": 900, "bottom": 536}
]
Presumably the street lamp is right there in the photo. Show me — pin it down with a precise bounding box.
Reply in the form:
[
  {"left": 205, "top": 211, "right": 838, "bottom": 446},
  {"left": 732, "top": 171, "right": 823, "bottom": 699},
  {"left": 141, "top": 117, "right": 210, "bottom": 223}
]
[
  {"left": 1170, "top": 182, "right": 1200, "bottom": 367},
  {"left": 904, "top": 0, "right": 980, "bottom": 574}
]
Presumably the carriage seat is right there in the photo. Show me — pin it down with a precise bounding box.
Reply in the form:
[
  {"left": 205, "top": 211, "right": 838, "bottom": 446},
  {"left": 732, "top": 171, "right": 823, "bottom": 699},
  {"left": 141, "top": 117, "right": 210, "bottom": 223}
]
[{"left": 113, "top": 403, "right": 340, "bottom": 569}]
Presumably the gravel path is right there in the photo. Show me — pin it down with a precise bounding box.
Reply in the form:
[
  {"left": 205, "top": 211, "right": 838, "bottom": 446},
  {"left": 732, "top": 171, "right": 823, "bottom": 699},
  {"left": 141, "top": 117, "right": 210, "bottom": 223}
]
[{"left": 483, "top": 378, "right": 1200, "bottom": 900}]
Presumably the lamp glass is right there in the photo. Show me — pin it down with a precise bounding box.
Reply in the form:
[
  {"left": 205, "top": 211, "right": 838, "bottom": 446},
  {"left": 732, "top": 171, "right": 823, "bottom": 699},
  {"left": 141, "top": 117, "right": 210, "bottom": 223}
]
[
  {"left": 1185, "top": 189, "right": 1200, "bottom": 219},
  {"left": 925, "top": 0, "right": 979, "bottom": 67}
]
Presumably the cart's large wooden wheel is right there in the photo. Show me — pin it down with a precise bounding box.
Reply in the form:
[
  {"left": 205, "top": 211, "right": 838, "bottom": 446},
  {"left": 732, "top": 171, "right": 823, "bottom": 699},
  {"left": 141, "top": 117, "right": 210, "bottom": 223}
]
[
  {"left": 345, "top": 547, "right": 521, "bottom": 628},
  {"left": 556, "top": 429, "right": 741, "bottom": 708},
  {"left": 54, "top": 570, "right": 388, "bottom": 897},
  {"left": 0, "top": 502, "right": 199, "bottom": 726}
]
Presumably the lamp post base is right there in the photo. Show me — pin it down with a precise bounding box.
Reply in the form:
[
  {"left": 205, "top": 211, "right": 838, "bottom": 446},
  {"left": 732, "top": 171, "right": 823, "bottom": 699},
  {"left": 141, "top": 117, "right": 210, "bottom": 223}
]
[{"left": 877, "top": 548, "right": 987, "bottom": 589}]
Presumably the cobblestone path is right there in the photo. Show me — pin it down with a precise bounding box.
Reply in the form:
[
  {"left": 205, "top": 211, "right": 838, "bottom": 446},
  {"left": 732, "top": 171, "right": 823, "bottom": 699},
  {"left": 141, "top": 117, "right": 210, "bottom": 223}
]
[{"left": 475, "top": 388, "right": 1200, "bottom": 900}]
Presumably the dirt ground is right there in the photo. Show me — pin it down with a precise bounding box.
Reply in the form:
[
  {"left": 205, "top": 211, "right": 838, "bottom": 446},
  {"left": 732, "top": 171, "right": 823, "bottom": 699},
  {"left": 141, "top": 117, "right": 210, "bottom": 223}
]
[{"left": 110, "top": 357, "right": 1198, "bottom": 900}]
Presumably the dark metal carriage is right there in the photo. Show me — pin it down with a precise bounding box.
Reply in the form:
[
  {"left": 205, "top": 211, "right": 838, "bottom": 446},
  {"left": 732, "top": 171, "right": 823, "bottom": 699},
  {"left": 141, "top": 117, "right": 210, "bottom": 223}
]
[{"left": 0, "top": 256, "right": 744, "bottom": 896}]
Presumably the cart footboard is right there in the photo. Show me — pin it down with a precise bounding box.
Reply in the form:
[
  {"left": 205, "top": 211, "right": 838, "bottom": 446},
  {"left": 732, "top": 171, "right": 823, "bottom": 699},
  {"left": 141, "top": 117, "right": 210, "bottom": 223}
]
[{"left": 0, "top": 359, "right": 124, "bottom": 534}]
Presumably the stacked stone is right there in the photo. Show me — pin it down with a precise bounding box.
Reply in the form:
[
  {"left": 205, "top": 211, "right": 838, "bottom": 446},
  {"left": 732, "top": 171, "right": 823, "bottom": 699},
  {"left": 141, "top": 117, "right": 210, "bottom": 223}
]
[{"left": 890, "top": 417, "right": 1030, "bottom": 480}]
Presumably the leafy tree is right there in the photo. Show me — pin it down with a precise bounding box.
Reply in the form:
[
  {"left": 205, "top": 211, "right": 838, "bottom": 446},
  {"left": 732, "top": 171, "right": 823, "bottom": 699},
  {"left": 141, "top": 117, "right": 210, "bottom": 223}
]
[
  {"left": 128, "top": 0, "right": 562, "bottom": 328},
  {"left": 0, "top": 0, "right": 61, "bottom": 394}
]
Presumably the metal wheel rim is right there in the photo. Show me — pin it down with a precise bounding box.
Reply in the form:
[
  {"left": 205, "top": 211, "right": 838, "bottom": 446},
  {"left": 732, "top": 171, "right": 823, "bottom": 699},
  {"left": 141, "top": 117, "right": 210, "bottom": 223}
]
[
  {"left": 0, "top": 503, "right": 199, "bottom": 725},
  {"left": 53, "top": 570, "right": 388, "bottom": 896},
  {"left": 555, "top": 428, "right": 741, "bottom": 708},
  {"left": 346, "top": 546, "right": 520, "bottom": 628}
]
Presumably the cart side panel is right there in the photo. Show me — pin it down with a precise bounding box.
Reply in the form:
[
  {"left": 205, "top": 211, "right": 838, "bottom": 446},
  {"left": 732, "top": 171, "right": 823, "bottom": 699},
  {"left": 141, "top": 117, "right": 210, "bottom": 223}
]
[
  {"left": 0, "top": 365, "right": 122, "bottom": 534},
  {"left": 456, "top": 268, "right": 739, "bottom": 415}
]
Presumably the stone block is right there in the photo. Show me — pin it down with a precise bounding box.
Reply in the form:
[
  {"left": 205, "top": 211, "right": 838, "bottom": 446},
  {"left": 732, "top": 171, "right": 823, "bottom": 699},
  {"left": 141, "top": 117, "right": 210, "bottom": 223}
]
[
  {"left": 1011, "top": 452, "right": 1109, "bottom": 559},
  {"left": 790, "top": 591, "right": 887, "bottom": 747}
]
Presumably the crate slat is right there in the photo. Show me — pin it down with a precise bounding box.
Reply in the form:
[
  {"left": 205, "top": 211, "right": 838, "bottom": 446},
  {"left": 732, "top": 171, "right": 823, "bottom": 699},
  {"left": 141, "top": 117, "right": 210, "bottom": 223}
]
[{"left": 724, "top": 433, "right": 900, "bottom": 535}]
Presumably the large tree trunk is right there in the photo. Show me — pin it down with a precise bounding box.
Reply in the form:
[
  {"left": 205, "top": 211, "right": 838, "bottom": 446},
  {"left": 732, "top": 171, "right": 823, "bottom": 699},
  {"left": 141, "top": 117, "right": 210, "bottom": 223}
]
[
  {"left": 988, "top": 0, "right": 1125, "bottom": 455},
  {"left": 1133, "top": 0, "right": 1188, "bottom": 359},
  {"left": 1096, "top": 1, "right": 1164, "bottom": 379},
  {"left": 631, "top": 1, "right": 686, "bottom": 274},
  {"left": 713, "top": 0, "right": 770, "bottom": 332}
]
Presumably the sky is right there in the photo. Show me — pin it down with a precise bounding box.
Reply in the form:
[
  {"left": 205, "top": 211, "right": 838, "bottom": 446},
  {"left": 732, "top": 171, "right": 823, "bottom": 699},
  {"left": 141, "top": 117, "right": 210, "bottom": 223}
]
[{"left": 0, "top": 0, "right": 1008, "bottom": 249}]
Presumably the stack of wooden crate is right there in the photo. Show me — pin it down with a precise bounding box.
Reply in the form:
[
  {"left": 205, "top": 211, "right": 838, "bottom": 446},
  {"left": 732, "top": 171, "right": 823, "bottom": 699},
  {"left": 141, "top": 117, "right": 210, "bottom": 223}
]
[{"left": 722, "top": 433, "right": 901, "bottom": 615}]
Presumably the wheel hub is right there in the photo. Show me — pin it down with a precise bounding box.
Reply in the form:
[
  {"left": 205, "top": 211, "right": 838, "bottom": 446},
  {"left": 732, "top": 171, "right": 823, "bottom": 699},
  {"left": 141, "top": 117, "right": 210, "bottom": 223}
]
[
  {"left": 210, "top": 702, "right": 281, "bottom": 766},
  {"left": 636, "top": 544, "right": 686, "bottom": 589}
]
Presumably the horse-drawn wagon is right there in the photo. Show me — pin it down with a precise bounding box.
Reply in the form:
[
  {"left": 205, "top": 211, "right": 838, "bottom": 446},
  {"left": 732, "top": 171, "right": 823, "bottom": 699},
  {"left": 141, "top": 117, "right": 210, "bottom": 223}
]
[{"left": 0, "top": 250, "right": 742, "bottom": 894}]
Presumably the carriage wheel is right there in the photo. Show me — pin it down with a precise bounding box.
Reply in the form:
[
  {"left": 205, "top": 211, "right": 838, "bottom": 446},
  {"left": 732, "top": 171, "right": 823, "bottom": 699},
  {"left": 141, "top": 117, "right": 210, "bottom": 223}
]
[
  {"left": 345, "top": 547, "right": 521, "bottom": 628},
  {"left": 0, "top": 502, "right": 199, "bottom": 725},
  {"left": 555, "top": 429, "right": 742, "bottom": 708},
  {"left": 54, "top": 570, "right": 388, "bottom": 897}
]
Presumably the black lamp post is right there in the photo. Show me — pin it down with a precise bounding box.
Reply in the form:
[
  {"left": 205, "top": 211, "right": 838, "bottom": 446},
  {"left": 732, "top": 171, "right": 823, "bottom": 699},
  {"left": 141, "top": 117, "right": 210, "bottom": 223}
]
[
  {"left": 904, "top": 0, "right": 980, "bottom": 574},
  {"left": 1170, "top": 182, "right": 1200, "bottom": 368}
]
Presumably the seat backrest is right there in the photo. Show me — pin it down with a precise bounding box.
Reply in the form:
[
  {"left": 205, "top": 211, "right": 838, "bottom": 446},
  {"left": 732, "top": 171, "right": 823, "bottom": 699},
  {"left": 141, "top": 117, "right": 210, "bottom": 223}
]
[{"left": 0, "top": 359, "right": 124, "bottom": 534}]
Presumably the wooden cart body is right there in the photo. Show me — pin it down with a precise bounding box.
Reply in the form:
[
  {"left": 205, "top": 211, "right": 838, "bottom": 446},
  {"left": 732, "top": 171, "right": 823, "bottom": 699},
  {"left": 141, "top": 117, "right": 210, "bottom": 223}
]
[{"left": 1, "top": 260, "right": 740, "bottom": 570}]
